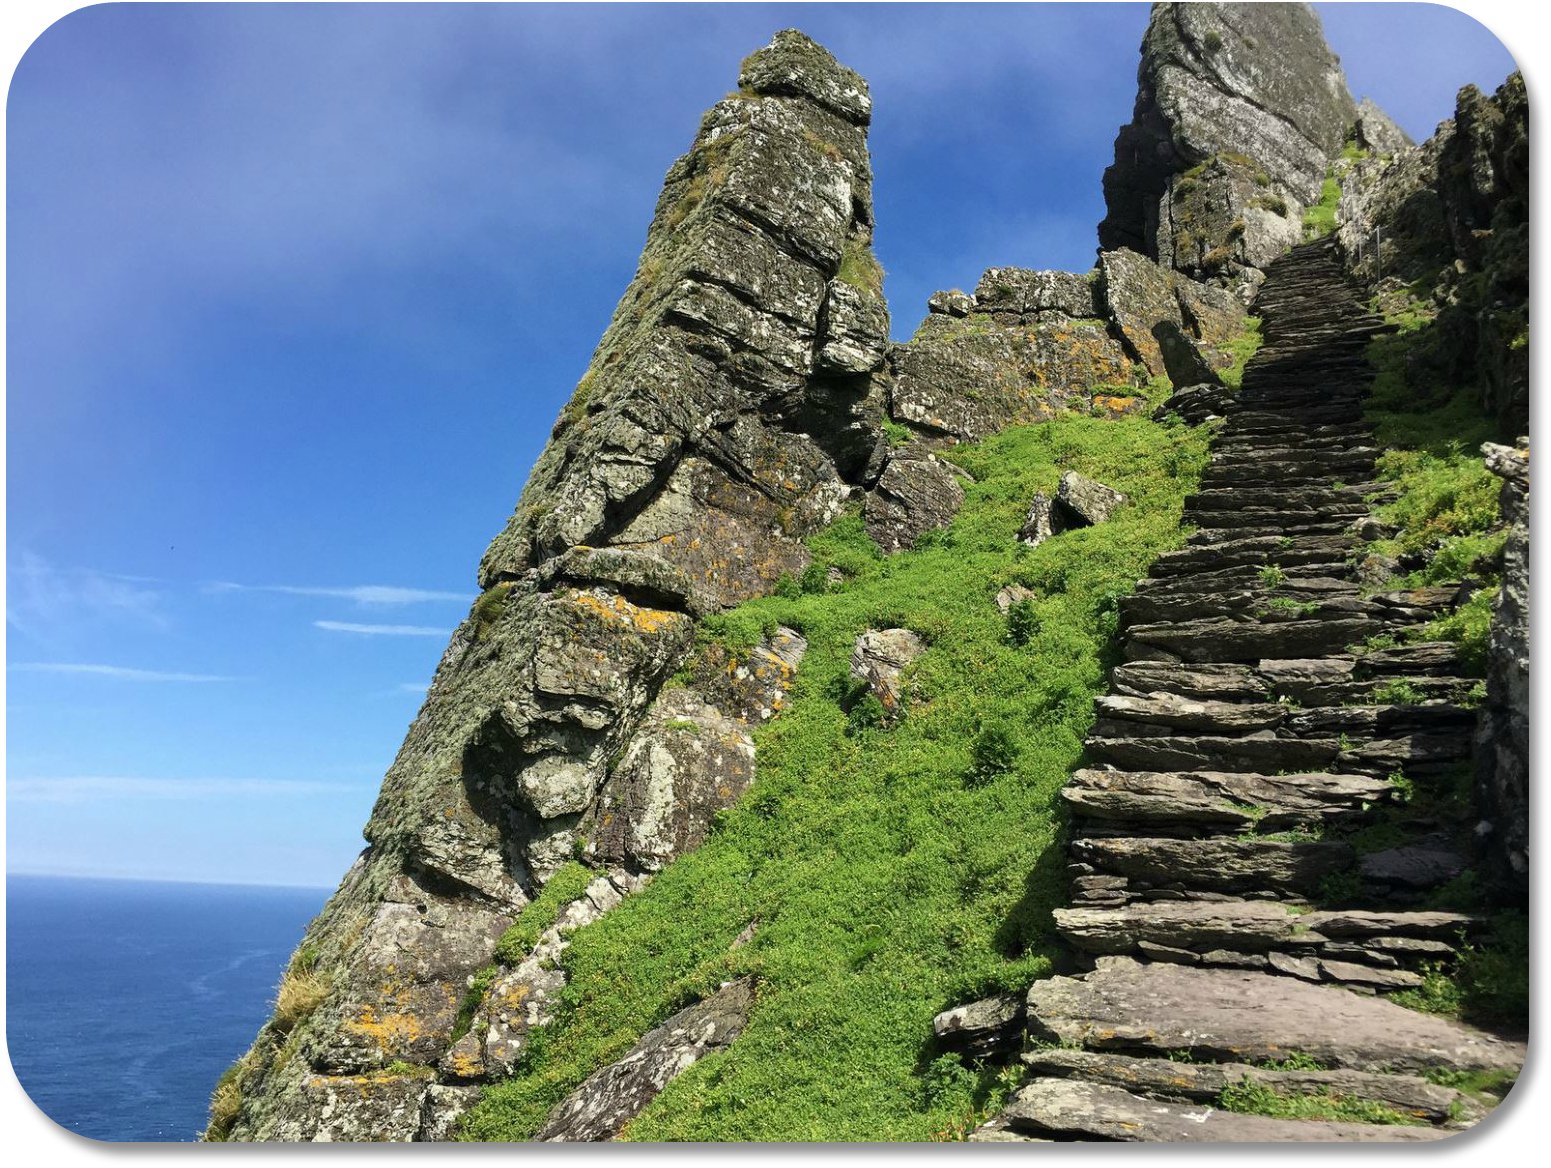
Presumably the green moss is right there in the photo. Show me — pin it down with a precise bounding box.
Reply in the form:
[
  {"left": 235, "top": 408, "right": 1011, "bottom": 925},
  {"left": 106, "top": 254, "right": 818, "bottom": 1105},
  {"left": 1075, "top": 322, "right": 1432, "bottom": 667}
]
[
  {"left": 494, "top": 862, "right": 597, "bottom": 964},
  {"left": 459, "top": 412, "right": 1212, "bottom": 1141},
  {"left": 882, "top": 419, "right": 915, "bottom": 447},
  {"left": 450, "top": 964, "right": 501, "bottom": 1044}
]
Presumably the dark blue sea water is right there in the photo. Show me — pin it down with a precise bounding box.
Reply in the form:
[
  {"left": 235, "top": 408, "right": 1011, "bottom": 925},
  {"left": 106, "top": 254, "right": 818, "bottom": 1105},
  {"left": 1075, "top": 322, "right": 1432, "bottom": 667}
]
[{"left": 6, "top": 874, "right": 328, "bottom": 1142}]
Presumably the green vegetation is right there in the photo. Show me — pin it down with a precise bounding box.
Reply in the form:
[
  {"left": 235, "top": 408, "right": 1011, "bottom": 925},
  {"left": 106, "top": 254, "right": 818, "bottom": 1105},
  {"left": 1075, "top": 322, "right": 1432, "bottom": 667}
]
[
  {"left": 459, "top": 410, "right": 1213, "bottom": 1141},
  {"left": 471, "top": 581, "right": 517, "bottom": 643},
  {"left": 1391, "top": 913, "right": 1529, "bottom": 1029},
  {"left": 1217, "top": 316, "right": 1263, "bottom": 389},
  {"left": 1217, "top": 1077, "right": 1419, "bottom": 1126},
  {"left": 882, "top": 418, "right": 915, "bottom": 447},
  {"left": 836, "top": 237, "right": 886, "bottom": 295},
  {"left": 1302, "top": 175, "right": 1343, "bottom": 239},
  {"left": 1361, "top": 299, "right": 1508, "bottom": 674},
  {"left": 494, "top": 861, "right": 597, "bottom": 964}
]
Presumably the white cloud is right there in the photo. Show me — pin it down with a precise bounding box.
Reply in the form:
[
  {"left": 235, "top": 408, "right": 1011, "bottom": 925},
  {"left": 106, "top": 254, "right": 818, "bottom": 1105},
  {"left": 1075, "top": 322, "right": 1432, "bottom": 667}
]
[
  {"left": 9, "top": 663, "right": 237, "bottom": 682},
  {"left": 314, "top": 620, "right": 451, "bottom": 637},
  {"left": 6, "top": 552, "right": 167, "bottom": 645},
  {"left": 7, "top": 776, "right": 354, "bottom": 803},
  {"left": 209, "top": 581, "right": 471, "bottom": 605},
  {"left": 397, "top": 682, "right": 430, "bottom": 694}
]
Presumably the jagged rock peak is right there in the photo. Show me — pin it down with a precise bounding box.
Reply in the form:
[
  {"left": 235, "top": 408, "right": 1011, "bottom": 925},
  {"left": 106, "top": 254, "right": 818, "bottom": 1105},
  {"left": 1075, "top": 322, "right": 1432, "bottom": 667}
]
[
  {"left": 739, "top": 29, "right": 872, "bottom": 125},
  {"left": 1099, "top": 3, "right": 1366, "bottom": 295}
]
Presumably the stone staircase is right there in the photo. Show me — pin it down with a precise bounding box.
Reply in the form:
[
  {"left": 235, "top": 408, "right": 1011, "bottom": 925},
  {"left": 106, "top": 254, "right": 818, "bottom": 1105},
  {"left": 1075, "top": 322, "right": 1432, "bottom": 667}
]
[{"left": 951, "top": 240, "right": 1525, "bottom": 1142}]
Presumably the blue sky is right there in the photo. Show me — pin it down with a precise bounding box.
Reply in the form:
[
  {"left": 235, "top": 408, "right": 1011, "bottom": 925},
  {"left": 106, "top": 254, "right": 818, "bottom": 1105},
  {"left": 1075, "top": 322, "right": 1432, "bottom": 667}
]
[{"left": 4, "top": 3, "right": 1522, "bottom": 888}]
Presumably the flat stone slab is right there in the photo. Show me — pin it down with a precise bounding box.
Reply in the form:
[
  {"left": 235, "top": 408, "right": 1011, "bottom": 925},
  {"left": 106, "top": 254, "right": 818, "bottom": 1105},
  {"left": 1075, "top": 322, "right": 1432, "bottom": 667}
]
[
  {"left": 1020, "top": 1048, "right": 1473, "bottom": 1123},
  {"left": 1024, "top": 960, "right": 1525, "bottom": 1074},
  {"left": 1002, "top": 1078, "right": 1449, "bottom": 1142}
]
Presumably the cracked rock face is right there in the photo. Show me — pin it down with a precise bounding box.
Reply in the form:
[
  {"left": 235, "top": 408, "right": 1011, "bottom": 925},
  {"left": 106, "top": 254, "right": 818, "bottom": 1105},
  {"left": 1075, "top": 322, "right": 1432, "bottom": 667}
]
[
  {"left": 218, "top": 29, "right": 886, "bottom": 1143},
  {"left": 1099, "top": 3, "right": 1361, "bottom": 294}
]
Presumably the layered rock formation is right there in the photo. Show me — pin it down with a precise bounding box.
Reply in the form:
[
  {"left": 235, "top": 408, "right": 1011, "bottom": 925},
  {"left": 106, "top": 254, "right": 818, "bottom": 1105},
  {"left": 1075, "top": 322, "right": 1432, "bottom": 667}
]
[
  {"left": 1337, "top": 73, "right": 1528, "bottom": 435},
  {"left": 214, "top": 30, "right": 894, "bottom": 1142},
  {"left": 1099, "top": 3, "right": 1361, "bottom": 297},
  {"left": 212, "top": 7, "right": 1529, "bottom": 1145}
]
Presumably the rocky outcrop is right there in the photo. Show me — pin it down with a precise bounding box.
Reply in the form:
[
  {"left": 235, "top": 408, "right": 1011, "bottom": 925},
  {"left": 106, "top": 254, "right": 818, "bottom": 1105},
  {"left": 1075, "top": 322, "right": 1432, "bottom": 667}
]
[
  {"left": 1018, "top": 471, "right": 1126, "bottom": 548},
  {"left": 862, "top": 446, "right": 968, "bottom": 553},
  {"left": 217, "top": 29, "right": 887, "bottom": 1143},
  {"left": 1337, "top": 74, "right": 1528, "bottom": 436},
  {"left": 1099, "top": 3, "right": 1363, "bottom": 297},
  {"left": 1475, "top": 440, "right": 1528, "bottom": 901}
]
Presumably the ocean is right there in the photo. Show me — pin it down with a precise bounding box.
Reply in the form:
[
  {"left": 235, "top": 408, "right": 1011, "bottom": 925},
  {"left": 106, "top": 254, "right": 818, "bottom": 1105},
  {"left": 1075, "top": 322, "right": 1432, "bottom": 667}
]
[{"left": 6, "top": 874, "right": 328, "bottom": 1142}]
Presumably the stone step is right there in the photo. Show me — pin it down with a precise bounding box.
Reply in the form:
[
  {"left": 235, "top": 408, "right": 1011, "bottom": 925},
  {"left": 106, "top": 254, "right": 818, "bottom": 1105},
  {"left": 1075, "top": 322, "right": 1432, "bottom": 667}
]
[
  {"left": 1124, "top": 616, "right": 1379, "bottom": 663},
  {"left": 999, "top": 1077, "right": 1448, "bottom": 1142},
  {"left": 1150, "top": 536, "right": 1358, "bottom": 579},
  {"left": 1085, "top": 732, "right": 1468, "bottom": 777},
  {"left": 1062, "top": 767, "right": 1392, "bottom": 834},
  {"left": 1023, "top": 959, "right": 1525, "bottom": 1074},
  {"left": 1085, "top": 733, "right": 1343, "bottom": 773},
  {"left": 1070, "top": 836, "right": 1353, "bottom": 899},
  {"left": 1054, "top": 901, "right": 1479, "bottom": 958},
  {"left": 1019, "top": 1049, "right": 1476, "bottom": 1126}
]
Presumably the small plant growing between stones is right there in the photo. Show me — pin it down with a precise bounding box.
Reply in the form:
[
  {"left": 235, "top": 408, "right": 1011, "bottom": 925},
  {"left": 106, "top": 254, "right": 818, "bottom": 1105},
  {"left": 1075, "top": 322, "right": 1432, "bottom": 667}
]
[
  {"left": 846, "top": 691, "right": 888, "bottom": 735},
  {"left": 1258, "top": 563, "right": 1287, "bottom": 588},
  {"left": 1371, "top": 677, "right": 1424, "bottom": 705},
  {"left": 273, "top": 967, "right": 331, "bottom": 1033}
]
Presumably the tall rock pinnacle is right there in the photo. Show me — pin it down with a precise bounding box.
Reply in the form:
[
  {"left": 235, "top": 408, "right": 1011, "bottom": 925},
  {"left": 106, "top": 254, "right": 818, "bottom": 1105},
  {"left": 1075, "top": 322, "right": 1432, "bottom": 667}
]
[
  {"left": 1098, "top": 2, "right": 1360, "bottom": 297},
  {"left": 214, "top": 30, "right": 890, "bottom": 1141}
]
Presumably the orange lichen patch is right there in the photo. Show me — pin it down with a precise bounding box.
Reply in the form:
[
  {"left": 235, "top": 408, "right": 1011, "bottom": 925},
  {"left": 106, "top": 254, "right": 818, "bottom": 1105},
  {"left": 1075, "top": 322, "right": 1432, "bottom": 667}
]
[
  {"left": 1092, "top": 393, "right": 1143, "bottom": 416},
  {"left": 444, "top": 1049, "right": 484, "bottom": 1080},
  {"left": 345, "top": 1005, "right": 427, "bottom": 1054},
  {"left": 497, "top": 982, "right": 533, "bottom": 1012},
  {"left": 566, "top": 589, "right": 683, "bottom": 636}
]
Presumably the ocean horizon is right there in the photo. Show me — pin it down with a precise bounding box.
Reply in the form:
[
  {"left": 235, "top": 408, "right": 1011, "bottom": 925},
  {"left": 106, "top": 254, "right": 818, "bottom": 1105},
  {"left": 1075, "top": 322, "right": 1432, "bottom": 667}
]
[{"left": 6, "top": 872, "right": 328, "bottom": 1141}]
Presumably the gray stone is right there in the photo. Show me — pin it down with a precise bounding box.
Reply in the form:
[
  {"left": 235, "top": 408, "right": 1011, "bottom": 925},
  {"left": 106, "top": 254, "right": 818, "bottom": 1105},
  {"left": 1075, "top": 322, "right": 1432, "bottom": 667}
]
[
  {"left": 863, "top": 447, "right": 966, "bottom": 553},
  {"left": 926, "top": 289, "right": 973, "bottom": 317},
  {"left": 932, "top": 992, "right": 1026, "bottom": 1060},
  {"left": 1475, "top": 439, "right": 1528, "bottom": 899},
  {"left": 1003, "top": 1077, "right": 1446, "bottom": 1142},
  {"left": 1019, "top": 1048, "right": 1472, "bottom": 1123},
  {"left": 1017, "top": 492, "right": 1056, "bottom": 547},
  {"left": 1024, "top": 960, "right": 1525, "bottom": 1073},
  {"left": 536, "top": 979, "right": 755, "bottom": 1141},
  {"left": 817, "top": 280, "right": 889, "bottom": 374},
  {"left": 1057, "top": 470, "right": 1127, "bottom": 527},
  {"left": 1151, "top": 319, "right": 1223, "bottom": 387},
  {"left": 850, "top": 627, "right": 926, "bottom": 719}
]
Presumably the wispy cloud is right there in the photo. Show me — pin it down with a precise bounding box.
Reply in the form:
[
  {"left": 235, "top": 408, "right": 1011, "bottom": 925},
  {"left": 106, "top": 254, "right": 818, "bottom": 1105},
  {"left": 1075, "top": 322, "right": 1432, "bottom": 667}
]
[
  {"left": 8, "top": 776, "right": 355, "bottom": 803},
  {"left": 9, "top": 663, "right": 238, "bottom": 683},
  {"left": 397, "top": 682, "right": 430, "bottom": 694},
  {"left": 314, "top": 620, "right": 451, "bottom": 637},
  {"left": 6, "top": 552, "right": 167, "bottom": 646},
  {"left": 209, "top": 581, "right": 471, "bottom": 605}
]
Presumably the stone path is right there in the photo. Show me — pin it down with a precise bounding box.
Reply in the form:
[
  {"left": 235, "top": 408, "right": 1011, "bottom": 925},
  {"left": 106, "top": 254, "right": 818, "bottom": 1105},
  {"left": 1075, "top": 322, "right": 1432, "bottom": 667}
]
[{"left": 946, "top": 240, "right": 1525, "bottom": 1142}]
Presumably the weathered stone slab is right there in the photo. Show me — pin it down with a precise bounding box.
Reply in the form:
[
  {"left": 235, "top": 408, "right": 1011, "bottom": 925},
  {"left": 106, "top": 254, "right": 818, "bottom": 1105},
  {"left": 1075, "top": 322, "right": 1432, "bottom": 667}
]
[
  {"left": 1003, "top": 1077, "right": 1447, "bottom": 1141},
  {"left": 1070, "top": 837, "right": 1353, "bottom": 898},
  {"left": 932, "top": 992, "right": 1026, "bottom": 1060},
  {"left": 1055, "top": 900, "right": 1318, "bottom": 956},
  {"left": 1023, "top": 960, "right": 1525, "bottom": 1073},
  {"left": 536, "top": 979, "right": 754, "bottom": 1141},
  {"left": 1019, "top": 1048, "right": 1470, "bottom": 1123}
]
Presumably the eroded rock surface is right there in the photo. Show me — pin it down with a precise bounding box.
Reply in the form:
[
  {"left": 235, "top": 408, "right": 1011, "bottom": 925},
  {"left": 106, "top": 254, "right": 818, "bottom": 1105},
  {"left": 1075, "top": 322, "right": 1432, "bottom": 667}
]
[
  {"left": 1099, "top": 3, "right": 1364, "bottom": 295},
  {"left": 219, "top": 29, "right": 884, "bottom": 1143},
  {"left": 535, "top": 979, "right": 755, "bottom": 1141}
]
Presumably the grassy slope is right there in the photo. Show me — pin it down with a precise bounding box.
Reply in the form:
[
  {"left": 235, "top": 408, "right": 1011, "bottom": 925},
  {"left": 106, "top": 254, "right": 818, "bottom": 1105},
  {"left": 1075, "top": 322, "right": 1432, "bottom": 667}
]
[{"left": 460, "top": 409, "right": 1214, "bottom": 1141}]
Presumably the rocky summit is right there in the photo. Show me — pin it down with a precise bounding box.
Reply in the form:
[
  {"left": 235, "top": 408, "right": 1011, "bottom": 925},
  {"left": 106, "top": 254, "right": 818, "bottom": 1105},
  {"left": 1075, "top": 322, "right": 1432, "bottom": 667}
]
[{"left": 209, "top": 5, "right": 1528, "bottom": 1144}]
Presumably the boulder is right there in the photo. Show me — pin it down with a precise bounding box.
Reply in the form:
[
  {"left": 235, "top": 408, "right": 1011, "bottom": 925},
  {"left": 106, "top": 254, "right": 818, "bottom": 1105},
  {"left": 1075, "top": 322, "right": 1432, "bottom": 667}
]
[
  {"left": 850, "top": 628, "right": 926, "bottom": 718},
  {"left": 1153, "top": 383, "right": 1235, "bottom": 424},
  {"left": 926, "top": 289, "right": 973, "bottom": 317},
  {"left": 932, "top": 992, "right": 1026, "bottom": 1060},
  {"left": 863, "top": 446, "right": 967, "bottom": 553},
  {"left": 1151, "top": 320, "right": 1222, "bottom": 387},
  {"left": 1058, "top": 471, "right": 1126, "bottom": 527}
]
